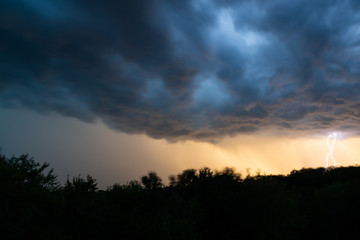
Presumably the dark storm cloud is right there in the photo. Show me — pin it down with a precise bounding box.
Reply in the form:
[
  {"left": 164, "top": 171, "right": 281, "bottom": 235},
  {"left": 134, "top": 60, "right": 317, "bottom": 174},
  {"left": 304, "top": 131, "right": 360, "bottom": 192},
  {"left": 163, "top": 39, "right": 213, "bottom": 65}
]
[{"left": 2, "top": 0, "right": 360, "bottom": 142}]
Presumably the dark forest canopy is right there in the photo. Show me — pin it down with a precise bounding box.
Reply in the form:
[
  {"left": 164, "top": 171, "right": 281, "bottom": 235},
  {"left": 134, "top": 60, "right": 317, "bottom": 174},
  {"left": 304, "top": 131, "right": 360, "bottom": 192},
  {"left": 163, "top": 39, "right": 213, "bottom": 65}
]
[{"left": 1, "top": 153, "right": 360, "bottom": 239}]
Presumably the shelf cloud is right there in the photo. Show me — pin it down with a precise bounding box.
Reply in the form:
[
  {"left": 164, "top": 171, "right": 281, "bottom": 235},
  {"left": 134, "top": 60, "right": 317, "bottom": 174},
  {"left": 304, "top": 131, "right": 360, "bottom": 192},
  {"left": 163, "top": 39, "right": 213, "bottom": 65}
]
[{"left": 2, "top": 0, "right": 360, "bottom": 142}]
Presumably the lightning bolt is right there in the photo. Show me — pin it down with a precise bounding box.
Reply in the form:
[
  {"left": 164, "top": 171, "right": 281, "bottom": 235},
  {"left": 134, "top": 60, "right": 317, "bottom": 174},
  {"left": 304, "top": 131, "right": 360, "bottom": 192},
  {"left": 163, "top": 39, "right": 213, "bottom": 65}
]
[{"left": 325, "top": 133, "right": 337, "bottom": 169}]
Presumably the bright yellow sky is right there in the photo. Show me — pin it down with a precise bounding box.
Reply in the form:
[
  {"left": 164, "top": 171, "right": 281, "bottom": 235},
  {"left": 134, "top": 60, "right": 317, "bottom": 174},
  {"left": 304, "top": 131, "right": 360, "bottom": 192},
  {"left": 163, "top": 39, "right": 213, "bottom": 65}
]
[
  {"left": 0, "top": 107, "right": 359, "bottom": 188},
  {"left": 132, "top": 133, "right": 359, "bottom": 180}
]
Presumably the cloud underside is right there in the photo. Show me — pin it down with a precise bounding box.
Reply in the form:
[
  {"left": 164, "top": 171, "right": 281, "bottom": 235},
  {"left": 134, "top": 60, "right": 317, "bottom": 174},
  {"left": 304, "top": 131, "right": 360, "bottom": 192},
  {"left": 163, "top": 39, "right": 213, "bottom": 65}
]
[{"left": 2, "top": 0, "right": 360, "bottom": 142}]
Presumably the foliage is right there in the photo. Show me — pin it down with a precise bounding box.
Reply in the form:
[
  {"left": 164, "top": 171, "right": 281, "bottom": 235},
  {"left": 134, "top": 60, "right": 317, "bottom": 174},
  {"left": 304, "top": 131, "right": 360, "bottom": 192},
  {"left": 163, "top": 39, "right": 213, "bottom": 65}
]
[
  {"left": 1, "top": 152, "right": 360, "bottom": 239},
  {"left": 64, "top": 174, "right": 98, "bottom": 193},
  {"left": 141, "top": 171, "right": 163, "bottom": 190},
  {"left": 0, "top": 153, "right": 60, "bottom": 239},
  {"left": 0, "top": 153, "right": 58, "bottom": 190}
]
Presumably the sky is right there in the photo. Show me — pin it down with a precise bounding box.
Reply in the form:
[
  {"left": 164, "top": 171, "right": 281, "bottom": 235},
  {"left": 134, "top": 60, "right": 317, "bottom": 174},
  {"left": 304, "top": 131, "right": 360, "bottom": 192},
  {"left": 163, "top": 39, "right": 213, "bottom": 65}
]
[{"left": 1, "top": 0, "right": 360, "bottom": 187}]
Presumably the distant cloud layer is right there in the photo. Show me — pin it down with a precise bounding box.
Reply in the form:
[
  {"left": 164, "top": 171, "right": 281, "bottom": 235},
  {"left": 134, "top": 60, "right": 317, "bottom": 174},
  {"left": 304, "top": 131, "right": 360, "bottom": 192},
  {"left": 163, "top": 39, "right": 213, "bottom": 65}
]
[{"left": 2, "top": 0, "right": 360, "bottom": 142}]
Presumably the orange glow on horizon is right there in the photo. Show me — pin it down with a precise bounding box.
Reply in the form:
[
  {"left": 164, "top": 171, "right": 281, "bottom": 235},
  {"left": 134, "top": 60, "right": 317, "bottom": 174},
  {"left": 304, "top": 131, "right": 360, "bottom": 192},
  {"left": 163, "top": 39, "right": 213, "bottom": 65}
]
[
  {"left": 137, "top": 133, "right": 360, "bottom": 181},
  {"left": 1, "top": 108, "right": 359, "bottom": 188}
]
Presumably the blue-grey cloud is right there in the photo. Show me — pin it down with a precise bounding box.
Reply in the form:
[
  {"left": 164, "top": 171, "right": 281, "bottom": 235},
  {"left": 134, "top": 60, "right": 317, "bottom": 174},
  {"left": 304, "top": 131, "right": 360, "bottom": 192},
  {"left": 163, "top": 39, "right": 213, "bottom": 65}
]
[{"left": 1, "top": 0, "right": 360, "bottom": 142}]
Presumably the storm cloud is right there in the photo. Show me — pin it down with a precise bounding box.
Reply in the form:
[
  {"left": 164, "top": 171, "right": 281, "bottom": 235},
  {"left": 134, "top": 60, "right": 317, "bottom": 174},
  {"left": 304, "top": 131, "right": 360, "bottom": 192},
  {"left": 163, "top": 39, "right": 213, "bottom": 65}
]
[{"left": 1, "top": 0, "right": 360, "bottom": 142}]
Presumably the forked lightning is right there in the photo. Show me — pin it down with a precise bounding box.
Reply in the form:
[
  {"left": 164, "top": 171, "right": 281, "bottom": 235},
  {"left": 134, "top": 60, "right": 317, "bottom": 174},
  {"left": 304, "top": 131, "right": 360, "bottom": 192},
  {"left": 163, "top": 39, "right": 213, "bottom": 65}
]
[{"left": 325, "top": 133, "right": 337, "bottom": 169}]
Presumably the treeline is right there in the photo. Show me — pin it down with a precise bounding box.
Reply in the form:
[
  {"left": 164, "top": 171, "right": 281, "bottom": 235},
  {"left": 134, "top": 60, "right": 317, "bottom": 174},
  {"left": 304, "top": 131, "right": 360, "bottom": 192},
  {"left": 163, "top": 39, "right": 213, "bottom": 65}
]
[{"left": 1, "top": 153, "right": 360, "bottom": 239}]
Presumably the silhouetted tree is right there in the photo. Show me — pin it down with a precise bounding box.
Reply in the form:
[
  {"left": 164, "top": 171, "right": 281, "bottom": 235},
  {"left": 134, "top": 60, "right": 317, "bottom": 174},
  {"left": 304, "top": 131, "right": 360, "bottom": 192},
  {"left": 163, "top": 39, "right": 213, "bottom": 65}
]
[
  {"left": 108, "top": 180, "right": 143, "bottom": 193},
  {"left": 176, "top": 169, "right": 198, "bottom": 187},
  {"left": 141, "top": 171, "right": 163, "bottom": 189},
  {"left": 198, "top": 167, "right": 213, "bottom": 181},
  {"left": 0, "top": 153, "right": 60, "bottom": 239},
  {"left": 0, "top": 153, "right": 58, "bottom": 190},
  {"left": 3, "top": 151, "right": 360, "bottom": 240},
  {"left": 62, "top": 174, "right": 102, "bottom": 239},
  {"left": 215, "top": 167, "right": 242, "bottom": 182},
  {"left": 123, "top": 180, "right": 143, "bottom": 191},
  {"left": 64, "top": 174, "right": 98, "bottom": 193},
  {"left": 168, "top": 174, "right": 177, "bottom": 187}
]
